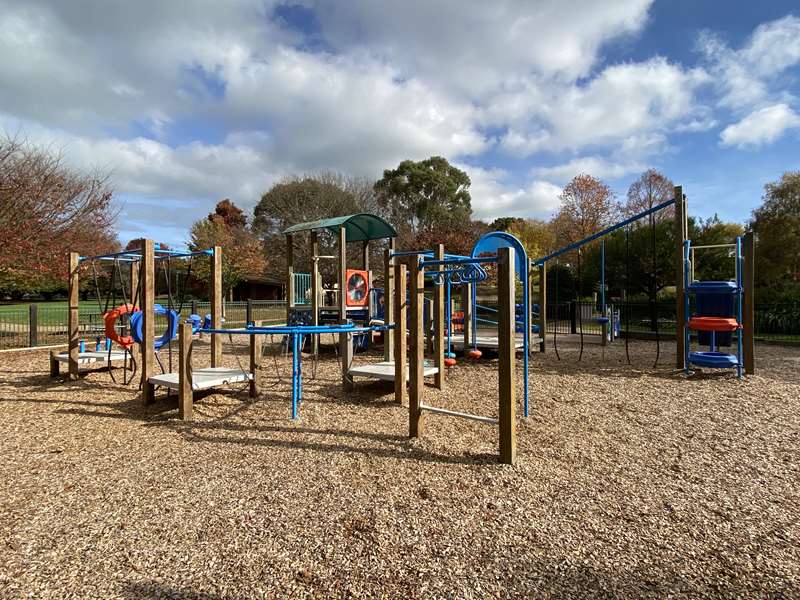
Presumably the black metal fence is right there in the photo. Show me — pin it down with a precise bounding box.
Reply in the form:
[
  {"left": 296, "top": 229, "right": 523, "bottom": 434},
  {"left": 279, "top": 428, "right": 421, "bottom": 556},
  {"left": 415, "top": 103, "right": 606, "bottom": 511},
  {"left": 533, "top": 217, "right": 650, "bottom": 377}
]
[{"left": 0, "top": 300, "right": 286, "bottom": 351}]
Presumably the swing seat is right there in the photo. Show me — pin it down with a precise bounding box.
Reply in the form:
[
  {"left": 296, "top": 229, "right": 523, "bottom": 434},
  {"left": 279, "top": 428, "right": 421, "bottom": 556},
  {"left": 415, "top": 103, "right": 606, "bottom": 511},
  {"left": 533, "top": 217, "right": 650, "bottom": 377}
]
[
  {"left": 594, "top": 316, "right": 610, "bottom": 325},
  {"left": 688, "top": 351, "right": 739, "bottom": 369},
  {"left": 104, "top": 304, "right": 140, "bottom": 350},
  {"left": 688, "top": 317, "right": 740, "bottom": 332},
  {"left": 130, "top": 304, "right": 179, "bottom": 350}
]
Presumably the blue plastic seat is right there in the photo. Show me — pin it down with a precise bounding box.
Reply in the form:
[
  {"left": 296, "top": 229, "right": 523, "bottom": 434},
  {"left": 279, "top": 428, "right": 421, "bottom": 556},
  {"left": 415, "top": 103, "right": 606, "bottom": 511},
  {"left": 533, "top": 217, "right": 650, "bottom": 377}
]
[{"left": 688, "top": 351, "right": 738, "bottom": 369}]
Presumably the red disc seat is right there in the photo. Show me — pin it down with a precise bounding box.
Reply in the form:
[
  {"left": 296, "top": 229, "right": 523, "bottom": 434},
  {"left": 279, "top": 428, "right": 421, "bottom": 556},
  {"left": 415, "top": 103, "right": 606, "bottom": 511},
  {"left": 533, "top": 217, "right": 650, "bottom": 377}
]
[{"left": 688, "top": 317, "right": 740, "bottom": 332}]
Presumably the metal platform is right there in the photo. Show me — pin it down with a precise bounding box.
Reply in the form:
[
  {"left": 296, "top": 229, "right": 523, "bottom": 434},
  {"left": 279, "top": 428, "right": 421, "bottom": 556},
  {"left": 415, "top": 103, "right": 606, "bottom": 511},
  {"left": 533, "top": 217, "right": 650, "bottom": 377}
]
[
  {"left": 148, "top": 367, "right": 252, "bottom": 391},
  {"left": 53, "top": 351, "right": 128, "bottom": 364},
  {"left": 349, "top": 361, "right": 438, "bottom": 382}
]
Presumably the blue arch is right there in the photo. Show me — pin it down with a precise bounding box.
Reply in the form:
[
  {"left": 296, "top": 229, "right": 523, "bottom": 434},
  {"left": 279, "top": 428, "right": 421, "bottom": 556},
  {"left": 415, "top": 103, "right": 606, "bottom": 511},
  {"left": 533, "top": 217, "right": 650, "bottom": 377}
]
[{"left": 471, "top": 231, "right": 528, "bottom": 276}]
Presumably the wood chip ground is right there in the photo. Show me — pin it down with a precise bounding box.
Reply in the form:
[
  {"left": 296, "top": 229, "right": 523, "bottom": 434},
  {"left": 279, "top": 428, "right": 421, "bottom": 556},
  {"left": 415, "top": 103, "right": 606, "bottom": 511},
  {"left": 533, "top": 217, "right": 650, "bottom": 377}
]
[{"left": 0, "top": 336, "right": 798, "bottom": 598}]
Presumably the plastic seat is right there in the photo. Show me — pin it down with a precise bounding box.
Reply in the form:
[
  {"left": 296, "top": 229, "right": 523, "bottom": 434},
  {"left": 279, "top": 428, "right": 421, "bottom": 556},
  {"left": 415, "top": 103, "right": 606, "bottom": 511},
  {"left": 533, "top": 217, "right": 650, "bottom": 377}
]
[
  {"left": 688, "top": 317, "right": 740, "bottom": 332},
  {"left": 688, "top": 351, "right": 739, "bottom": 369}
]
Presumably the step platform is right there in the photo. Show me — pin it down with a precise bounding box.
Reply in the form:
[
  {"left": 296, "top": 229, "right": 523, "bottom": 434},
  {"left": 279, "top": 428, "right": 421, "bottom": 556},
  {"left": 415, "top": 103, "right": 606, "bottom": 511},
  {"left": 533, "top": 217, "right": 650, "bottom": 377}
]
[
  {"left": 348, "top": 361, "right": 438, "bottom": 382},
  {"left": 52, "top": 350, "right": 129, "bottom": 364},
  {"left": 149, "top": 367, "right": 252, "bottom": 391},
  {"left": 688, "top": 351, "right": 739, "bottom": 369},
  {"left": 450, "top": 334, "right": 540, "bottom": 351}
]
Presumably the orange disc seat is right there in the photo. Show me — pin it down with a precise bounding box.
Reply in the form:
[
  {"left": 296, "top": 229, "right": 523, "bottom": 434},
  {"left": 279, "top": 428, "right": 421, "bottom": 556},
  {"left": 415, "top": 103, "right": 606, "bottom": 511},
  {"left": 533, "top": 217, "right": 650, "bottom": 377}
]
[{"left": 688, "top": 316, "right": 740, "bottom": 332}]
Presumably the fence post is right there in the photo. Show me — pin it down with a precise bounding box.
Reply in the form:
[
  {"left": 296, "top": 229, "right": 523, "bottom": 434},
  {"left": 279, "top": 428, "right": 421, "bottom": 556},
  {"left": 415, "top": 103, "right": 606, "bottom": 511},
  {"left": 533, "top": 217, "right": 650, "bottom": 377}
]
[
  {"left": 191, "top": 300, "right": 198, "bottom": 316},
  {"left": 570, "top": 301, "right": 577, "bottom": 334},
  {"left": 29, "top": 304, "right": 38, "bottom": 347},
  {"left": 246, "top": 299, "right": 253, "bottom": 326}
]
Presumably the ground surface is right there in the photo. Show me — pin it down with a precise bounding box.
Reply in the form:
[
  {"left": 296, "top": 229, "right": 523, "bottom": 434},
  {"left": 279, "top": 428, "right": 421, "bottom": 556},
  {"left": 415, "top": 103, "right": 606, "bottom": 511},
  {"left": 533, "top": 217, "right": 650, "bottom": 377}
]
[{"left": 0, "top": 337, "right": 798, "bottom": 599}]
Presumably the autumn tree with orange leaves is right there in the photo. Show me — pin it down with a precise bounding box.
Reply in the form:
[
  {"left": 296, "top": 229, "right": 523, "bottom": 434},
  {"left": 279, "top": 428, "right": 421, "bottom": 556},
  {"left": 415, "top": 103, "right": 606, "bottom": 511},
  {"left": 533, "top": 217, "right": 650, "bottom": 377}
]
[
  {"left": 0, "top": 136, "right": 118, "bottom": 297},
  {"left": 551, "top": 174, "right": 618, "bottom": 248}
]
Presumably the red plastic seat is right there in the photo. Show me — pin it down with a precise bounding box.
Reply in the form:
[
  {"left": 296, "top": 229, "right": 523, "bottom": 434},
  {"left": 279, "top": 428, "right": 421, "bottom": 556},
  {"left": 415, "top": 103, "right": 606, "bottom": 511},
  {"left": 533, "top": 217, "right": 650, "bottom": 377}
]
[{"left": 688, "top": 317, "right": 740, "bottom": 332}]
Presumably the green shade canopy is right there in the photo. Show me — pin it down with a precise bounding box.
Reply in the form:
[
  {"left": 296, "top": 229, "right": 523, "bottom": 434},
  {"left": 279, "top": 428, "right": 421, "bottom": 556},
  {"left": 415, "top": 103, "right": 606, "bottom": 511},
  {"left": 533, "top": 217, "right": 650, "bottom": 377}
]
[{"left": 282, "top": 213, "right": 397, "bottom": 242}]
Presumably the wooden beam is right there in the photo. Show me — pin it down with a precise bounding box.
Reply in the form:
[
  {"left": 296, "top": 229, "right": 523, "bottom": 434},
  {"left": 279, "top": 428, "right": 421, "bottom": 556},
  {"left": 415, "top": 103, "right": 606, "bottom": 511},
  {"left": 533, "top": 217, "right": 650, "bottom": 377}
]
[
  {"left": 433, "top": 244, "right": 445, "bottom": 389},
  {"left": 211, "top": 245, "right": 222, "bottom": 367},
  {"left": 538, "top": 262, "right": 546, "bottom": 352},
  {"left": 311, "top": 231, "right": 320, "bottom": 357},
  {"left": 674, "top": 186, "right": 687, "bottom": 369},
  {"left": 141, "top": 240, "right": 156, "bottom": 403},
  {"left": 384, "top": 239, "right": 396, "bottom": 362},
  {"left": 130, "top": 261, "right": 139, "bottom": 309},
  {"left": 338, "top": 226, "right": 352, "bottom": 389},
  {"left": 68, "top": 251, "right": 80, "bottom": 380},
  {"left": 497, "top": 246, "right": 517, "bottom": 465},
  {"left": 742, "top": 232, "right": 755, "bottom": 374},
  {"left": 408, "top": 255, "right": 425, "bottom": 437},
  {"left": 286, "top": 234, "right": 294, "bottom": 323},
  {"left": 393, "top": 262, "right": 407, "bottom": 405},
  {"left": 178, "top": 322, "right": 193, "bottom": 420},
  {"left": 250, "top": 333, "right": 262, "bottom": 397}
]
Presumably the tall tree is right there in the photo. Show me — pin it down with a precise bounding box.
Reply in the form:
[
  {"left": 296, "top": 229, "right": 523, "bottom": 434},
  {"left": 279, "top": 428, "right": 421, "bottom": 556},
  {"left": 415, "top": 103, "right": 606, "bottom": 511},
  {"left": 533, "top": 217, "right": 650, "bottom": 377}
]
[
  {"left": 374, "top": 156, "right": 471, "bottom": 242},
  {"left": 190, "top": 199, "right": 265, "bottom": 300},
  {"left": 551, "top": 174, "right": 618, "bottom": 248},
  {"left": 490, "top": 216, "right": 524, "bottom": 232},
  {"left": 506, "top": 218, "right": 556, "bottom": 261},
  {"left": 749, "top": 171, "right": 800, "bottom": 299},
  {"left": 623, "top": 168, "right": 675, "bottom": 221},
  {"left": 0, "top": 135, "right": 118, "bottom": 297}
]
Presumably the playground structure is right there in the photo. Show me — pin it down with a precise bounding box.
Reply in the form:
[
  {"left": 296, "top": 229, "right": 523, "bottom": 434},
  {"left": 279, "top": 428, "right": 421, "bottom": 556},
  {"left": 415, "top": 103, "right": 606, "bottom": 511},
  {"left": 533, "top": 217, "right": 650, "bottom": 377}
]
[
  {"left": 534, "top": 186, "right": 755, "bottom": 375},
  {"left": 52, "top": 241, "right": 231, "bottom": 404},
  {"left": 48, "top": 186, "right": 756, "bottom": 466}
]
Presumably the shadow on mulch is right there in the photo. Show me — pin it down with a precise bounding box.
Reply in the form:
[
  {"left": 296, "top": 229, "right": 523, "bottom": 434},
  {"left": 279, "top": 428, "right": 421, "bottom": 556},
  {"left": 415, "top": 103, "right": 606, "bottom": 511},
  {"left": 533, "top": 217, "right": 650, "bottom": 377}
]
[{"left": 121, "top": 581, "right": 221, "bottom": 600}]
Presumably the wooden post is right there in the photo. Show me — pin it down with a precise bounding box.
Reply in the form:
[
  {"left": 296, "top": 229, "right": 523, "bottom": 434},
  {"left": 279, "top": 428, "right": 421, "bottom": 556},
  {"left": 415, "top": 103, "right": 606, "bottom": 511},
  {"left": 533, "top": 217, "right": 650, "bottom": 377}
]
[
  {"left": 286, "top": 234, "right": 294, "bottom": 324},
  {"left": 674, "top": 186, "right": 687, "bottom": 369},
  {"left": 498, "top": 247, "right": 517, "bottom": 465},
  {"left": 246, "top": 299, "right": 253, "bottom": 326},
  {"left": 408, "top": 256, "right": 425, "bottom": 437},
  {"left": 433, "top": 244, "right": 445, "bottom": 389},
  {"left": 68, "top": 251, "right": 80, "bottom": 380},
  {"left": 384, "top": 238, "right": 396, "bottom": 362},
  {"left": 310, "top": 231, "right": 320, "bottom": 357},
  {"left": 141, "top": 240, "right": 156, "bottom": 402},
  {"left": 178, "top": 322, "right": 193, "bottom": 420},
  {"left": 394, "top": 263, "right": 407, "bottom": 405},
  {"left": 538, "top": 262, "right": 546, "bottom": 352},
  {"left": 49, "top": 349, "right": 60, "bottom": 377},
  {"left": 211, "top": 245, "right": 222, "bottom": 368},
  {"left": 29, "top": 304, "right": 38, "bottom": 348},
  {"left": 249, "top": 334, "right": 262, "bottom": 397},
  {"left": 742, "top": 232, "right": 755, "bottom": 374},
  {"left": 338, "top": 226, "right": 352, "bottom": 389},
  {"left": 462, "top": 282, "right": 473, "bottom": 351}
]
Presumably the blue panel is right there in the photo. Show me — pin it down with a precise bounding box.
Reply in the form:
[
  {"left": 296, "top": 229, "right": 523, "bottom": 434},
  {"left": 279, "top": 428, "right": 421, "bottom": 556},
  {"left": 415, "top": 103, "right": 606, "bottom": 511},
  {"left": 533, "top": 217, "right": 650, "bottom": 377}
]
[{"left": 471, "top": 231, "right": 527, "bottom": 277}]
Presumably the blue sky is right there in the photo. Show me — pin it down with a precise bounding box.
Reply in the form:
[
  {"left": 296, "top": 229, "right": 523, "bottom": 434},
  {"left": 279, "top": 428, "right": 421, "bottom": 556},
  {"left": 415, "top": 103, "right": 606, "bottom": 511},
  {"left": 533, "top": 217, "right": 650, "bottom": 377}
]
[{"left": 1, "top": 0, "right": 798, "bottom": 247}]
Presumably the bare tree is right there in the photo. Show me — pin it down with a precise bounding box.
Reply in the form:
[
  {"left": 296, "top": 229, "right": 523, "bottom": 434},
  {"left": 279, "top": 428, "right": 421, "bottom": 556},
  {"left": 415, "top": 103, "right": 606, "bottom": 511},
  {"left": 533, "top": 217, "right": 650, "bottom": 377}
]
[{"left": 624, "top": 168, "right": 675, "bottom": 222}]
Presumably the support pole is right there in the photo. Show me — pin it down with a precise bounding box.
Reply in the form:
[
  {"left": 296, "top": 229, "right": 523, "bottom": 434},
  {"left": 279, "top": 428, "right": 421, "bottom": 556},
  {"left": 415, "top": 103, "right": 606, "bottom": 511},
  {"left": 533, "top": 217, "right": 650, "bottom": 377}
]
[
  {"left": 498, "top": 247, "right": 517, "bottom": 465},
  {"left": 286, "top": 234, "right": 294, "bottom": 324},
  {"left": 362, "top": 240, "right": 370, "bottom": 271},
  {"left": 408, "top": 256, "right": 425, "bottom": 438},
  {"left": 29, "top": 304, "right": 38, "bottom": 348},
  {"left": 538, "top": 262, "right": 546, "bottom": 352},
  {"left": 674, "top": 186, "right": 688, "bottom": 369},
  {"left": 742, "top": 231, "right": 755, "bottom": 374},
  {"left": 462, "top": 282, "right": 473, "bottom": 350},
  {"left": 211, "top": 245, "right": 222, "bottom": 368},
  {"left": 394, "top": 263, "right": 407, "bottom": 405},
  {"left": 178, "top": 322, "right": 192, "bottom": 420},
  {"left": 130, "top": 261, "right": 139, "bottom": 309},
  {"left": 384, "top": 238, "right": 396, "bottom": 362},
  {"left": 68, "top": 251, "right": 80, "bottom": 380},
  {"left": 338, "top": 226, "right": 352, "bottom": 389},
  {"left": 311, "top": 231, "right": 320, "bottom": 357},
  {"left": 250, "top": 333, "right": 262, "bottom": 397},
  {"left": 433, "top": 244, "right": 445, "bottom": 389}
]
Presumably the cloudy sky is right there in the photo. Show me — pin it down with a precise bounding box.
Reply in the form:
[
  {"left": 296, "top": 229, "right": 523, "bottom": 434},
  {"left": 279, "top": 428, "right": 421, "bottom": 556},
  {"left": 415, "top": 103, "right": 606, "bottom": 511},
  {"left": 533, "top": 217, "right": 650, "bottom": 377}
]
[{"left": 2, "top": 0, "right": 799, "bottom": 247}]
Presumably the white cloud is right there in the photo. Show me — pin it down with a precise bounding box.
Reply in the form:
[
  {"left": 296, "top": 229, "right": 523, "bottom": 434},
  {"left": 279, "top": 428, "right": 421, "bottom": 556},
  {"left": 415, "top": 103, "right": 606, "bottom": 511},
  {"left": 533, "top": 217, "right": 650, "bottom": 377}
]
[
  {"left": 720, "top": 103, "right": 800, "bottom": 148},
  {"left": 699, "top": 15, "right": 800, "bottom": 111},
  {"left": 534, "top": 156, "right": 646, "bottom": 182},
  {"left": 464, "top": 166, "right": 562, "bottom": 221}
]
